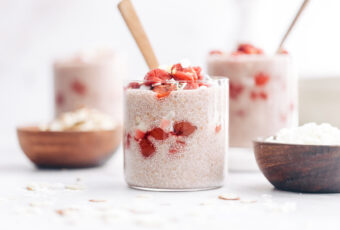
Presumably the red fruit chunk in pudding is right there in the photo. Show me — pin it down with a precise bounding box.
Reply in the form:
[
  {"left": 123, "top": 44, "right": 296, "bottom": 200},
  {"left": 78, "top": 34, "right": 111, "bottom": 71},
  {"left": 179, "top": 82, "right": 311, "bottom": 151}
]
[
  {"left": 237, "top": 44, "right": 263, "bottom": 55},
  {"left": 173, "top": 121, "right": 197, "bottom": 137},
  {"left": 209, "top": 50, "right": 223, "bottom": 55},
  {"left": 259, "top": 91, "right": 268, "bottom": 100},
  {"left": 153, "top": 84, "right": 176, "bottom": 99},
  {"left": 192, "top": 66, "right": 204, "bottom": 80},
  {"left": 128, "top": 82, "right": 141, "bottom": 89},
  {"left": 171, "top": 63, "right": 184, "bottom": 73},
  {"left": 148, "top": 127, "right": 169, "bottom": 140},
  {"left": 250, "top": 91, "right": 258, "bottom": 100},
  {"left": 229, "top": 82, "right": 244, "bottom": 100},
  {"left": 71, "top": 80, "right": 86, "bottom": 95},
  {"left": 134, "top": 129, "right": 146, "bottom": 141},
  {"left": 139, "top": 138, "right": 156, "bottom": 158},
  {"left": 215, "top": 125, "right": 221, "bottom": 133},
  {"left": 144, "top": 69, "right": 172, "bottom": 85},
  {"left": 56, "top": 92, "right": 64, "bottom": 106},
  {"left": 254, "top": 73, "right": 270, "bottom": 86}
]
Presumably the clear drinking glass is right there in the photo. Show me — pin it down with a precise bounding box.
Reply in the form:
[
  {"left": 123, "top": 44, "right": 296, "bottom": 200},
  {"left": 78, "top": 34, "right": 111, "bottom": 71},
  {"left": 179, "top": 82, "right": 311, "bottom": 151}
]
[
  {"left": 123, "top": 79, "right": 228, "bottom": 191},
  {"left": 207, "top": 54, "right": 298, "bottom": 170}
]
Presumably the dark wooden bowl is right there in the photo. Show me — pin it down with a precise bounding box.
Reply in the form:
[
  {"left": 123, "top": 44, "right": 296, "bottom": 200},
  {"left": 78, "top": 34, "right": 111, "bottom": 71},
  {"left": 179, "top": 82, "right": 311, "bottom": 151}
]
[
  {"left": 17, "top": 125, "right": 122, "bottom": 168},
  {"left": 254, "top": 141, "right": 340, "bottom": 193}
]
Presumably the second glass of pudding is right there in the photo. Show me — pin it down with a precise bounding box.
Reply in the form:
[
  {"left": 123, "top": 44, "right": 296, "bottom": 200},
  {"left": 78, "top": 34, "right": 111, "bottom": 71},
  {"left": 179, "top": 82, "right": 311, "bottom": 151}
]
[
  {"left": 124, "top": 64, "right": 228, "bottom": 191},
  {"left": 207, "top": 44, "right": 298, "bottom": 171}
]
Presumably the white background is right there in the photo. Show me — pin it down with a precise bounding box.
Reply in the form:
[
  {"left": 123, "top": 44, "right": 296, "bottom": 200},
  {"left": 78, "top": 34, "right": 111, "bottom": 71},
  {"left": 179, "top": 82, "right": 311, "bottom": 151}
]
[{"left": 1, "top": 0, "right": 340, "bottom": 149}]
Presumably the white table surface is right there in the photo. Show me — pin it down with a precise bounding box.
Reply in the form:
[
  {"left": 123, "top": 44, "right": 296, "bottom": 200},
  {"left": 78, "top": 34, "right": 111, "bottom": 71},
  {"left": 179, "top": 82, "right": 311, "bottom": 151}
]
[{"left": 1, "top": 145, "right": 339, "bottom": 230}]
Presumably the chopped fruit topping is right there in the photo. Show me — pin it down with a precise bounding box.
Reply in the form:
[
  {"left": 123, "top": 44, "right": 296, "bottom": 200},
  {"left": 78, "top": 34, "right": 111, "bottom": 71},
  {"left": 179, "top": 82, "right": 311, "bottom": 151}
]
[
  {"left": 250, "top": 91, "right": 268, "bottom": 100},
  {"left": 254, "top": 73, "right": 270, "bottom": 86},
  {"left": 198, "top": 82, "right": 210, "bottom": 87},
  {"left": 173, "top": 71, "right": 195, "bottom": 81},
  {"left": 153, "top": 84, "right": 176, "bottom": 99},
  {"left": 56, "top": 92, "right": 64, "bottom": 106},
  {"left": 250, "top": 91, "right": 258, "bottom": 100},
  {"left": 279, "top": 49, "right": 289, "bottom": 54},
  {"left": 128, "top": 82, "right": 141, "bottom": 89},
  {"left": 192, "top": 66, "right": 204, "bottom": 80},
  {"left": 215, "top": 125, "right": 222, "bottom": 133},
  {"left": 134, "top": 129, "right": 146, "bottom": 141},
  {"left": 169, "top": 140, "right": 186, "bottom": 154},
  {"left": 229, "top": 82, "right": 244, "bottom": 100},
  {"left": 237, "top": 43, "right": 263, "bottom": 55},
  {"left": 171, "top": 63, "right": 184, "bottom": 73},
  {"left": 148, "top": 127, "right": 169, "bottom": 140},
  {"left": 173, "top": 121, "right": 197, "bottom": 137},
  {"left": 139, "top": 138, "right": 155, "bottom": 157},
  {"left": 209, "top": 50, "right": 223, "bottom": 55},
  {"left": 259, "top": 91, "right": 268, "bottom": 100},
  {"left": 160, "top": 119, "right": 171, "bottom": 130},
  {"left": 71, "top": 80, "right": 86, "bottom": 95},
  {"left": 144, "top": 69, "right": 172, "bottom": 85},
  {"left": 231, "top": 51, "right": 243, "bottom": 56}
]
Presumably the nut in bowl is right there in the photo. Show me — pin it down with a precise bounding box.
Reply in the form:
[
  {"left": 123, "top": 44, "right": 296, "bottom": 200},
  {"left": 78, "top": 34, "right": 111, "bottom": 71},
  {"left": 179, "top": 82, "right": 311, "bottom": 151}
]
[
  {"left": 254, "top": 123, "right": 340, "bottom": 193},
  {"left": 17, "top": 108, "right": 122, "bottom": 168}
]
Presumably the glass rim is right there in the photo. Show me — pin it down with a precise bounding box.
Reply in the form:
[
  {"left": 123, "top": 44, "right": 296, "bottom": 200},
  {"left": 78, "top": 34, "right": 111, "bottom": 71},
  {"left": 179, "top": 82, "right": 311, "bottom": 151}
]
[{"left": 125, "top": 78, "right": 229, "bottom": 83}]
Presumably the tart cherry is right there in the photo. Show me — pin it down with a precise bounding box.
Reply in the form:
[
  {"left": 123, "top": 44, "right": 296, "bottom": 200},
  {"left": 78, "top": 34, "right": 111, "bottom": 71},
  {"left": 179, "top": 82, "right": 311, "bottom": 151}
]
[
  {"left": 148, "top": 127, "right": 168, "bottom": 140},
  {"left": 229, "top": 82, "right": 244, "bottom": 100},
  {"left": 173, "top": 121, "right": 197, "bottom": 137},
  {"left": 56, "top": 92, "right": 64, "bottom": 106},
  {"left": 139, "top": 138, "right": 155, "bottom": 158},
  {"left": 215, "top": 125, "right": 222, "bottom": 133},
  {"left": 144, "top": 68, "right": 172, "bottom": 85},
  {"left": 254, "top": 73, "right": 270, "bottom": 87},
  {"left": 71, "top": 80, "right": 86, "bottom": 95},
  {"left": 153, "top": 84, "right": 176, "bottom": 99}
]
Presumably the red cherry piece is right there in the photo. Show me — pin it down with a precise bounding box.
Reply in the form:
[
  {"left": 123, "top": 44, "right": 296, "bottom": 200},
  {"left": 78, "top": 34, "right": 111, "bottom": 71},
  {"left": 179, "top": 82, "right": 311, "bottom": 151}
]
[
  {"left": 192, "top": 66, "right": 204, "bottom": 80},
  {"left": 56, "top": 92, "right": 64, "bottom": 106},
  {"left": 198, "top": 82, "right": 210, "bottom": 87},
  {"left": 209, "top": 50, "right": 223, "bottom": 55},
  {"left": 231, "top": 51, "right": 243, "bottom": 56},
  {"left": 250, "top": 91, "right": 258, "bottom": 100},
  {"left": 148, "top": 127, "right": 168, "bottom": 140},
  {"left": 280, "top": 49, "right": 289, "bottom": 54},
  {"left": 259, "top": 91, "right": 268, "bottom": 100},
  {"left": 173, "top": 121, "right": 197, "bottom": 137},
  {"left": 254, "top": 73, "right": 270, "bottom": 87},
  {"left": 71, "top": 80, "right": 86, "bottom": 95},
  {"left": 144, "top": 69, "right": 172, "bottom": 85},
  {"left": 153, "top": 84, "right": 176, "bottom": 99},
  {"left": 229, "top": 82, "right": 244, "bottom": 100},
  {"left": 139, "top": 138, "right": 156, "bottom": 158},
  {"left": 128, "top": 82, "right": 141, "bottom": 89},
  {"left": 215, "top": 125, "right": 221, "bottom": 133},
  {"left": 173, "top": 71, "right": 194, "bottom": 81},
  {"left": 171, "top": 63, "right": 184, "bottom": 73},
  {"left": 134, "top": 129, "right": 146, "bottom": 141},
  {"left": 237, "top": 44, "right": 263, "bottom": 54}
]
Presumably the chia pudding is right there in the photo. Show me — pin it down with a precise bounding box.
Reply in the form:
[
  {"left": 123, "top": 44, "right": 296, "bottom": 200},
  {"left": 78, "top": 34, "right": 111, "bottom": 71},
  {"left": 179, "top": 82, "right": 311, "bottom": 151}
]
[
  {"left": 54, "top": 49, "right": 126, "bottom": 122},
  {"left": 124, "top": 63, "right": 228, "bottom": 191},
  {"left": 207, "top": 44, "right": 298, "bottom": 148}
]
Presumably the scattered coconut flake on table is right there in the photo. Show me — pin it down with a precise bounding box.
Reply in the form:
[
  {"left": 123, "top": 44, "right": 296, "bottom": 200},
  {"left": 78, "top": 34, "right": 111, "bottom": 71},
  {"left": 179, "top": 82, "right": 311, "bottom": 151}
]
[
  {"left": 218, "top": 193, "right": 240, "bottom": 201},
  {"left": 265, "top": 123, "right": 340, "bottom": 145}
]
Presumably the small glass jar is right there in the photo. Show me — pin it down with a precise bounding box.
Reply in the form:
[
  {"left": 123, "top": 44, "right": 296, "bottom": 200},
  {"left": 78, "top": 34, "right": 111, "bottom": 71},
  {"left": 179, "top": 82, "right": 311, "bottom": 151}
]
[
  {"left": 53, "top": 50, "right": 126, "bottom": 122},
  {"left": 207, "top": 54, "right": 298, "bottom": 171},
  {"left": 123, "top": 79, "right": 228, "bottom": 191}
]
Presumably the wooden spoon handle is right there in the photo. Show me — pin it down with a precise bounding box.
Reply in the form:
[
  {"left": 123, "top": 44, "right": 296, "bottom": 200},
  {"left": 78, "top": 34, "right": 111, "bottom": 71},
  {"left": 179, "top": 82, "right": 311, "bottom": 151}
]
[
  {"left": 118, "top": 0, "right": 159, "bottom": 69},
  {"left": 277, "top": 0, "right": 310, "bottom": 53}
]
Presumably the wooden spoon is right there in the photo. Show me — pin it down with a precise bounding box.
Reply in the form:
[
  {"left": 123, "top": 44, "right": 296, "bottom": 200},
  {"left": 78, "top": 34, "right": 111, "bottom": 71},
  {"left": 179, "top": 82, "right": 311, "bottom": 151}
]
[
  {"left": 118, "top": 0, "right": 159, "bottom": 69},
  {"left": 277, "top": 0, "right": 310, "bottom": 53}
]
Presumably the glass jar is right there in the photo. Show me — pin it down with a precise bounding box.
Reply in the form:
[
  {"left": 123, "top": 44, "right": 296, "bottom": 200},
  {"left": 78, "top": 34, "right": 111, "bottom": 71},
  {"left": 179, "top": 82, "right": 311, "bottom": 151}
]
[
  {"left": 207, "top": 54, "right": 298, "bottom": 170},
  {"left": 53, "top": 50, "right": 126, "bottom": 122},
  {"left": 123, "top": 79, "right": 228, "bottom": 191}
]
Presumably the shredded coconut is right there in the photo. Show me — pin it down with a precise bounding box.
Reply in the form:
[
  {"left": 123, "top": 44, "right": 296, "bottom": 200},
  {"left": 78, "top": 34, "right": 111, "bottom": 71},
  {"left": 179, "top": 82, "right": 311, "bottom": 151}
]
[{"left": 265, "top": 123, "right": 340, "bottom": 145}]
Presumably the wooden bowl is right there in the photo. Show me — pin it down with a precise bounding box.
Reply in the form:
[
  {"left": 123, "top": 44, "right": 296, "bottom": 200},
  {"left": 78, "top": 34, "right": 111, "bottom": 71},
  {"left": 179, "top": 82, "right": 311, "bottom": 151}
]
[
  {"left": 17, "top": 126, "right": 122, "bottom": 168},
  {"left": 254, "top": 141, "right": 340, "bottom": 193}
]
